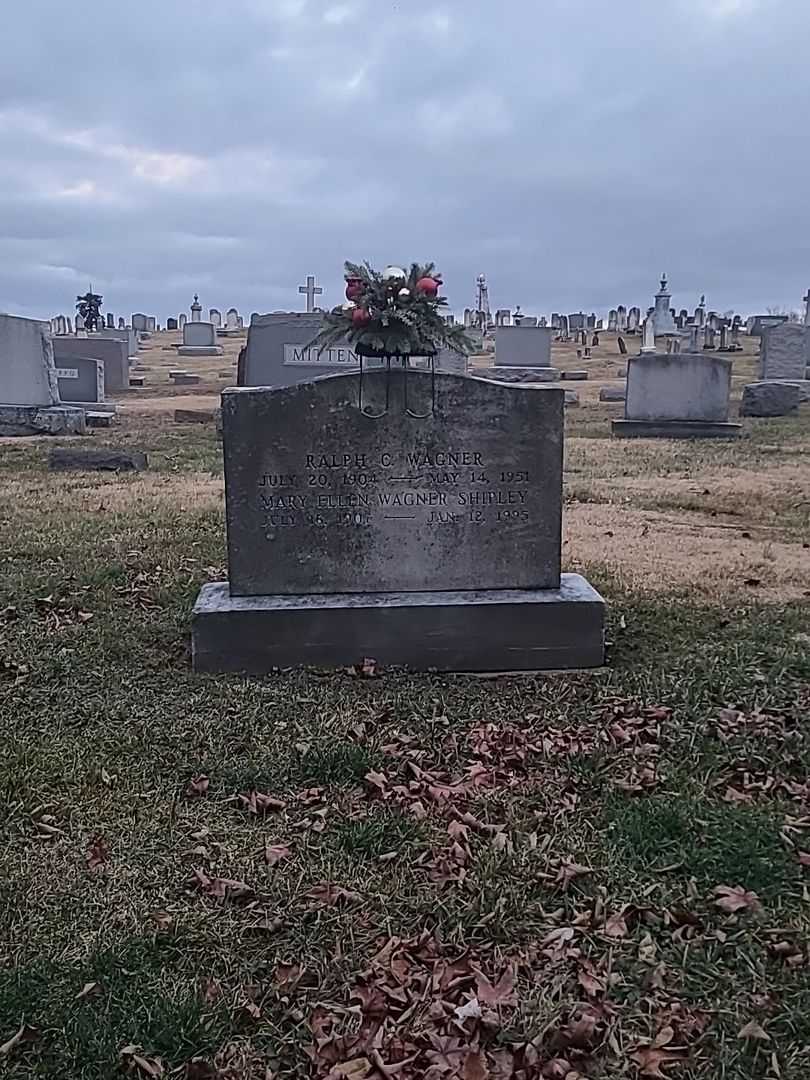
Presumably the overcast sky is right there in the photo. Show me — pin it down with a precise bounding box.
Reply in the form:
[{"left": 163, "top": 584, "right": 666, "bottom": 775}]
[{"left": 1, "top": 0, "right": 808, "bottom": 323}]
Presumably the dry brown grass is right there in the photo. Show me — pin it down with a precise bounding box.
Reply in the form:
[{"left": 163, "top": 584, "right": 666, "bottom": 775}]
[{"left": 565, "top": 501, "right": 810, "bottom": 601}]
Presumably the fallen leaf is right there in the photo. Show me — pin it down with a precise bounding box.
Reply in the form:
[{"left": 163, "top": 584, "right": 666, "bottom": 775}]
[
  {"left": 738, "top": 1020, "right": 770, "bottom": 1041},
  {"left": 454, "top": 997, "right": 482, "bottom": 1022},
  {"left": 120, "top": 1044, "right": 165, "bottom": 1077},
  {"left": 605, "top": 908, "right": 630, "bottom": 938},
  {"left": 185, "top": 775, "right": 210, "bottom": 798},
  {"left": 75, "top": 981, "right": 101, "bottom": 1000},
  {"left": 463, "top": 1049, "right": 489, "bottom": 1080},
  {"left": 85, "top": 834, "right": 109, "bottom": 872},
  {"left": 264, "top": 842, "right": 292, "bottom": 867},
  {"left": 306, "top": 882, "right": 362, "bottom": 907},
  {"left": 0, "top": 1023, "right": 37, "bottom": 1057},
  {"left": 713, "top": 885, "right": 762, "bottom": 915},
  {"left": 474, "top": 965, "right": 517, "bottom": 1008},
  {"left": 191, "top": 868, "right": 254, "bottom": 903},
  {"left": 328, "top": 1060, "right": 372, "bottom": 1080},
  {"left": 629, "top": 1045, "right": 688, "bottom": 1077},
  {"left": 238, "top": 791, "right": 286, "bottom": 815}
]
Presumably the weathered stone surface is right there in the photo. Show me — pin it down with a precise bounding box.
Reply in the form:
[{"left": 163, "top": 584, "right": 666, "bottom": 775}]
[
  {"left": 0, "top": 404, "right": 86, "bottom": 436},
  {"left": 49, "top": 448, "right": 147, "bottom": 471},
  {"left": 174, "top": 408, "right": 216, "bottom": 423},
  {"left": 625, "top": 352, "right": 732, "bottom": 423},
  {"left": 192, "top": 574, "right": 605, "bottom": 674},
  {"left": 612, "top": 419, "right": 741, "bottom": 439},
  {"left": 600, "top": 386, "right": 626, "bottom": 402},
  {"left": 760, "top": 323, "right": 809, "bottom": 381},
  {"left": 85, "top": 411, "right": 114, "bottom": 428},
  {"left": 171, "top": 373, "right": 201, "bottom": 385},
  {"left": 494, "top": 326, "right": 553, "bottom": 368},
  {"left": 561, "top": 370, "right": 588, "bottom": 381},
  {"left": 53, "top": 335, "right": 128, "bottom": 392},
  {"left": 55, "top": 356, "right": 105, "bottom": 404},
  {"left": 222, "top": 371, "right": 564, "bottom": 596},
  {"left": 480, "top": 367, "right": 560, "bottom": 383},
  {"left": 740, "top": 381, "right": 801, "bottom": 417},
  {"left": 0, "top": 314, "right": 59, "bottom": 406},
  {"left": 563, "top": 390, "right": 580, "bottom": 406}
]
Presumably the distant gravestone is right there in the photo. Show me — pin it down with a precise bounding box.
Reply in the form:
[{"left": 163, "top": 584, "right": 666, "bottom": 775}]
[
  {"left": 568, "top": 312, "right": 586, "bottom": 331},
  {"left": 760, "top": 323, "right": 809, "bottom": 381},
  {"left": 179, "top": 321, "right": 223, "bottom": 357},
  {"left": 166, "top": 317, "right": 178, "bottom": 331},
  {"left": 613, "top": 353, "right": 741, "bottom": 438},
  {"left": 106, "top": 313, "right": 114, "bottom": 329},
  {"left": 132, "top": 314, "right": 148, "bottom": 331},
  {"left": 179, "top": 314, "right": 187, "bottom": 330},
  {"left": 494, "top": 326, "right": 556, "bottom": 378},
  {"left": 226, "top": 308, "right": 240, "bottom": 330},
  {"left": 118, "top": 317, "right": 126, "bottom": 330},
  {"left": 617, "top": 336, "right": 627, "bottom": 355},
  {"left": 191, "top": 371, "right": 605, "bottom": 672},
  {"left": 239, "top": 313, "right": 465, "bottom": 386},
  {"left": 0, "top": 314, "right": 85, "bottom": 435},
  {"left": 608, "top": 309, "right": 618, "bottom": 331},
  {"left": 627, "top": 307, "right": 640, "bottom": 333},
  {"left": 617, "top": 306, "right": 627, "bottom": 332},
  {"left": 146, "top": 317, "right": 157, "bottom": 332},
  {"left": 55, "top": 356, "right": 105, "bottom": 404},
  {"left": 210, "top": 308, "right": 222, "bottom": 327},
  {"left": 53, "top": 335, "right": 129, "bottom": 392}
]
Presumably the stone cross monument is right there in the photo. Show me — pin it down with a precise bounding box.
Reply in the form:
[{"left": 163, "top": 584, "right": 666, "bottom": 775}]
[{"left": 298, "top": 275, "right": 323, "bottom": 313}]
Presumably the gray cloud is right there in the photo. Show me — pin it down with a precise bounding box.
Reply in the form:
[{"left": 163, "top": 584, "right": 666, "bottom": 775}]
[{"left": 1, "top": 0, "right": 809, "bottom": 322}]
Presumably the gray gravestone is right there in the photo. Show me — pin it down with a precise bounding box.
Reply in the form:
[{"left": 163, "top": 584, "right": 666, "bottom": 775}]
[
  {"left": 192, "top": 371, "right": 604, "bottom": 672},
  {"left": 53, "top": 336, "right": 129, "bottom": 392},
  {"left": 613, "top": 353, "right": 740, "bottom": 438},
  {"left": 760, "top": 323, "right": 809, "bottom": 381},
  {"left": 167, "top": 317, "right": 178, "bottom": 330},
  {"left": 494, "top": 326, "right": 553, "bottom": 368},
  {"left": 132, "top": 314, "right": 148, "bottom": 331},
  {"left": 55, "top": 356, "right": 105, "bottom": 404},
  {"left": 179, "top": 321, "right": 222, "bottom": 356},
  {"left": 239, "top": 313, "right": 464, "bottom": 388},
  {"left": 0, "top": 315, "right": 85, "bottom": 435},
  {"left": 740, "top": 381, "right": 801, "bottom": 417},
  {"left": 209, "top": 309, "right": 222, "bottom": 327}
]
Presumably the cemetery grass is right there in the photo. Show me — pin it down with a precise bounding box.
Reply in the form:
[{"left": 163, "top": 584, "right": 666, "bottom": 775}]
[{"left": 1, "top": 419, "right": 810, "bottom": 1078}]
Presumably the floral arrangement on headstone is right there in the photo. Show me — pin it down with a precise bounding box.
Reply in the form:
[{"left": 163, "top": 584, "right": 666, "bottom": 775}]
[{"left": 310, "top": 261, "right": 474, "bottom": 359}]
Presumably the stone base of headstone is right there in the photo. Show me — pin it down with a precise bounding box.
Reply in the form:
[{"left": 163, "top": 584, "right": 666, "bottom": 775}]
[
  {"left": 612, "top": 419, "right": 742, "bottom": 439},
  {"left": 480, "top": 367, "right": 560, "bottom": 383},
  {"left": 191, "top": 574, "right": 605, "bottom": 674},
  {"left": 600, "top": 387, "right": 626, "bottom": 403},
  {"left": 170, "top": 373, "right": 202, "bottom": 384},
  {"left": 0, "top": 404, "right": 86, "bottom": 437},
  {"left": 561, "top": 371, "right": 588, "bottom": 381},
  {"left": 49, "top": 448, "right": 147, "bottom": 472},
  {"left": 84, "top": 411, "right": 115, "bottom": 428},
  {"left": 178, "top": 346, "right": 224, "bottom": 357},
  {"left": 174, "top": 408, "right": 216, "bottom": 423}
]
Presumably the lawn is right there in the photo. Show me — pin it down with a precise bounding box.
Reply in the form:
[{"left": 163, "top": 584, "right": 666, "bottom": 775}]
[{"left": 0, "top": 339, "right": 809, "bottom": 1079}]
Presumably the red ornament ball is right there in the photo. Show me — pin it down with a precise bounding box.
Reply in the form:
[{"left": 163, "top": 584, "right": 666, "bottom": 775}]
[
  {"left": 416, "top": 276, "right": 440, "bottom": 297},
  {"left": 352, "top": 307, "right": 371, "bottom": 326},
  {"left": 345, "top": 278, "right": 363, "bottom": 302}
]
